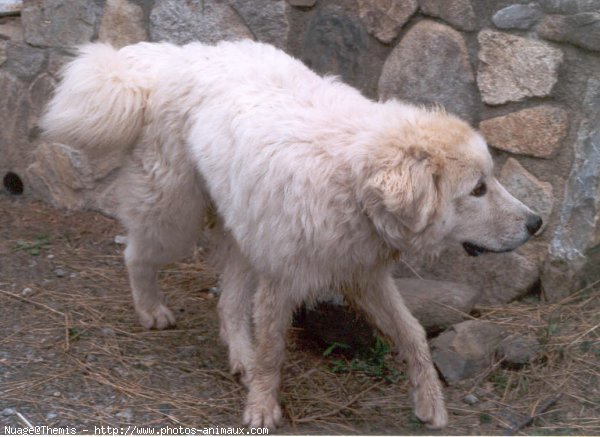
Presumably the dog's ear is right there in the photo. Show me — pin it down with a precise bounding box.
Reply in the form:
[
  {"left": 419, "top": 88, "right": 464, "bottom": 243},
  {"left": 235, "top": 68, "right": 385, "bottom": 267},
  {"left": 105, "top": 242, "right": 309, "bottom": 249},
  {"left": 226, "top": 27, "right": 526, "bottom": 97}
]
[{"left": 365, "top": 148, "right": 440, "bottom": 234}]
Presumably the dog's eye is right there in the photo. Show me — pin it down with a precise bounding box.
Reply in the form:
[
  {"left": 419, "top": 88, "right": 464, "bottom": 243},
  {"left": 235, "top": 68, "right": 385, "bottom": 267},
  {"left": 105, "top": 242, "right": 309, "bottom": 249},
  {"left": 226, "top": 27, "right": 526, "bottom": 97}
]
[{"left": 471, "top": 182, "right": 487, "bottom": 197}]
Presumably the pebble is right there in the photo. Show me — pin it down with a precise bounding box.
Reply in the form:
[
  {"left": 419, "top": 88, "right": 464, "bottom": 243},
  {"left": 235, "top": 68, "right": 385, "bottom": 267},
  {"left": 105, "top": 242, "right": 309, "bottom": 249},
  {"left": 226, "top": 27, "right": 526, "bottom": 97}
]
[
  {"left": 21, "top": 287, "right": 33, "bottom": 297},
  {"left": 114, "top": 235, "right": 127, "bottom": 245},
  {"left": 69, "top": 273, "right": 77, "bottom": 279},
  {"left": 53, "top": 391, "right": 61, "bottom": 397},
  {"left": 463, "top": 393, "right": 479, "bottom": 405},
  {"left": 54, "top": 268, "right": 67, "bottom": 278},
  {"left": 116, "top": 408, "right": 133, "bottom": 421},
  {"left": 46, "top": 412, "right": 58, "bottom": 420},
  {"left": 47, "top": 254, "right": 55, "bottom": 259},
  {"left": 2, "top": 408, "right": 15, "bottom": 416},
  {"left": 101, "top": 327, "right": 116, "bottom": 337}
]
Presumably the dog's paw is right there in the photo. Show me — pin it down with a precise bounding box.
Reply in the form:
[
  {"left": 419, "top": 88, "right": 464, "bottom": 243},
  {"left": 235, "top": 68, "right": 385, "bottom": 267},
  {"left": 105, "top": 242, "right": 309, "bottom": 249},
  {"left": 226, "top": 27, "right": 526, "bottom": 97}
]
[
  {"left": 137, "top": 304, "right": 176, "bottom": 330},
  {"left": 243, "top": 393, "right": 282, "bottom": 429},
  {"left": 412, "top": 378, "right": 448, "bottom": 429}
]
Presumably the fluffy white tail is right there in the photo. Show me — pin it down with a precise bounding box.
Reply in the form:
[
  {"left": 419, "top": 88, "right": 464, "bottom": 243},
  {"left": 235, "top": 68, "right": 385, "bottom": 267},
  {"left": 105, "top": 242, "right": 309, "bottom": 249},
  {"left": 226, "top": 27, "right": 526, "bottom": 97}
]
[{"left": 41, "top": 43, "right": 147, "bottom": 157}]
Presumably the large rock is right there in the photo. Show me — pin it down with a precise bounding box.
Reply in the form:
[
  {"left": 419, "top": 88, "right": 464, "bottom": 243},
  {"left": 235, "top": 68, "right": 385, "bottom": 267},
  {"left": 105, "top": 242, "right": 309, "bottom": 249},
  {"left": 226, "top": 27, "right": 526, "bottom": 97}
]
[
  {"left": 544, "top": 78, "right": 600, "bottom": 301},
  {"left": 479, "top": 106, "right": 569, "bottom": 158},
  {"left": 0, "top": 72, "right": 30, "bottom": 185},
  {"left": 22, "top": 0, "right": 101, "bottom": 48},
  {"left": 395, "top": 243, "right": 545, "bottom": 304},
  {"left": 357, "top": 0, "right": 418, "bottom": 44},
  {"left": 28, "top": 73, "right": 57, "bottom": 130},
  {"left": 537, "top": 13, "right": 600, "bottom": 52},
  {"left": 477, "top": 30, "right": 563, "bottom": 105},
  {"left": 0, "top": 42, "right": 6, "bottom": 66},
  {"left": 303, "top": 7, "right": 372, "bottom": 93},
  {"left": 26, "top": 143, "right": 94, "bottom": 210},
  {"left": 431, "top": 320, "right": 505, "bottom": 383},
  {"left": 419, "top": 0, "right": 477, "bottom": 31},
  {"left": 495, "top": 335, "right": 541, "bottom": 367},
  {"left": 499, "top": 158, "right": 554, "bottom": 232},
  {"left": 3, "top": 41, "right": 46, "bottom": 81},
  {"left": 149, "top": 0, "right": 253, "bottom": 45},
  {"left": 537, "top": 0, "right": 600, "bottom": 14},
  {"left": 492, "top": 3, "right": 543, "bottom": 30},
  {"left": 396, "top": 278, "right": 480, "bottom": 332},
  {"left": 228, "top": 0, "right": 289, "bottom": 49},
  {"left": 379, "top": 20, "right": 476, "bottom": 122},
  {"left": 98, "top": 0, "right": 148, "bottom": 48}
]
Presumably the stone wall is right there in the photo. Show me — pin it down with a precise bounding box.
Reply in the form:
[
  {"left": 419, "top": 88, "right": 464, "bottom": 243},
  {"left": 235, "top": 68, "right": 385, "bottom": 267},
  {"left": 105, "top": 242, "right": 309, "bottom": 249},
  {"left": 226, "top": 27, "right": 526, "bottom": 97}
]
[{"left": 1, "top": 0, "right": 599, "bottom": 304}]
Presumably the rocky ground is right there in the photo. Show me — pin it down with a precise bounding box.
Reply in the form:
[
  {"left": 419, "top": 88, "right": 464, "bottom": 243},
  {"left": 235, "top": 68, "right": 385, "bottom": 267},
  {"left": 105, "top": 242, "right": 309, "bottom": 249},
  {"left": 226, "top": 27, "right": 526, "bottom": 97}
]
[{"left": 0, "top": 193, "right": 598, "bottom": 435}]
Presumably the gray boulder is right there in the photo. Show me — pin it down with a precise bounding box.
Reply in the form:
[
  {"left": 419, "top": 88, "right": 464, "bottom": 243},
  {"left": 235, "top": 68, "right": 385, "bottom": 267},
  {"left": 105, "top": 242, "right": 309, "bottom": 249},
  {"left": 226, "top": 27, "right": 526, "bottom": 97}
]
[
  {"left": 431, "top": 320, "right": 505, "bottom": 383},
  {"left": 149, "top": 0, "right": 253, "bottom": 45},
  {"left": 493, "top": 3, "right": 543, "bottom": 30},
  {"left": 22, "top": 0, "right": 101, "bottom": 48},
  {"left": 538, "top": 13, "right": 600, "bottom": 52},
  {"left": 396, "top": 278, "right": 481, "bottom": 332},
  {"left": 379, "top": 20, "right": 477, "bottom": 123},
  {"left": 544, "top": 78, "right": 600, "bottom": 301}
]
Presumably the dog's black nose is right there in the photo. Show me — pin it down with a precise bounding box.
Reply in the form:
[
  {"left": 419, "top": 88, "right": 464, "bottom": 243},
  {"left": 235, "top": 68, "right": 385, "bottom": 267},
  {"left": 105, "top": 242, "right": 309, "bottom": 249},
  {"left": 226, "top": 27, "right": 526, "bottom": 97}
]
[{"left": 526, "top": 214, "right": 543, "bottom": 236}]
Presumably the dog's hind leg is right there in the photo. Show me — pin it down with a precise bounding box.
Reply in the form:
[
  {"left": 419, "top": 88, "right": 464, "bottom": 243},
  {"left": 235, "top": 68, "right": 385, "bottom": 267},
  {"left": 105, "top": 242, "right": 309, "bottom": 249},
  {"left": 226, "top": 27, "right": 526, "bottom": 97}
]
[
  {"left": 243, "top": 278, "right": 295, "bottom": 429},
  {"left": 349, "top": 272, "right": 447, "bottom": 429},
  {"left": 119, "top": 156, "right": 207, "bottom": 330},
  {"left": 216, "top": 239, "right": 257, "bottom": 386}
]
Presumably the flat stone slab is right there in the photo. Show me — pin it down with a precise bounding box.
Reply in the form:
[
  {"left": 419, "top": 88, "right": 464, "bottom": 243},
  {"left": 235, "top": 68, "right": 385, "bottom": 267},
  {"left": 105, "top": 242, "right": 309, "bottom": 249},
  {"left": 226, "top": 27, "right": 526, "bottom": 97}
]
[
  {"left": 492, "top": 3, "right": 543, "bottom": 30},
  {"left": 479, "top": 105, "right": 569, "bottom": 158},
  {"left": 149, "top": 0, "right": 252, "bottom": 45},
  {"left": 22, "top": 0, "right": 100, "bottom": 48},
  {"left": 357, "top": 0, "right": 417, "bottom": 44},
  {"left": 477, "top": 30, "right": 563, "bottom": 105},
  {"left": 538, "top": 13, "right": 600, "bottom": 52},
  {"left": 419, "top": 0, "right": 477, "bottom": 31},
  {"left": 379, "top": 20, "right": 476, "bottom": 122}
]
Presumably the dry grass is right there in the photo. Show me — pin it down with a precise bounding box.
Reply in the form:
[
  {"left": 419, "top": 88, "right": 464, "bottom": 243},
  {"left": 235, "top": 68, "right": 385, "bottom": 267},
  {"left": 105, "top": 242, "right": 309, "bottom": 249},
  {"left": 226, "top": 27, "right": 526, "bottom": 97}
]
[{"left": 0, "top": 195, "right": 598, "bottom": 435}]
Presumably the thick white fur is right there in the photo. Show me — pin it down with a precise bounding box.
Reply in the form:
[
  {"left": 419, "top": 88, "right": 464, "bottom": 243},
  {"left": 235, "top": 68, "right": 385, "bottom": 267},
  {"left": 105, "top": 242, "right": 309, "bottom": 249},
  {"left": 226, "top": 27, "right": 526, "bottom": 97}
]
[{"left": 42, "top": 40, "right": 540, "bottom": 430}]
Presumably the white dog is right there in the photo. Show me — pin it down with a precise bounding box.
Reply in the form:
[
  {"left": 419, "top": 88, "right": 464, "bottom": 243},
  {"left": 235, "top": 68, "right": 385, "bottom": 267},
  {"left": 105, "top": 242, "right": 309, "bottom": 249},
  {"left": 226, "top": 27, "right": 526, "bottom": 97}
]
[{"left": 41, "top": 40, "right": 542, "bottom": 429}]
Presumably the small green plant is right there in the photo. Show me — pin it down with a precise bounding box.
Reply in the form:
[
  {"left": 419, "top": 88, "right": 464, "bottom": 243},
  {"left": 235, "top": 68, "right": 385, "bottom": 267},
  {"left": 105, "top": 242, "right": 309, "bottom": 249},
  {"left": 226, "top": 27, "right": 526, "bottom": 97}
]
[
  {"left": 580, "top": 340, "right": 592, "bottom": 353},
  {"left": 322, "top": 341, "right": 351, "bottom": 357},
  {"left": 479, "top": 413, "right": 492, "bottom": 424},
  {"left": 407, "top": 414, "right": 424, "bottom": 430},
  {"left": 13, "top": 235, "right": 51, "bottom": 256},
  {"left": 323, "top": 336, "right": 405, "bottom": 383},
  {"left": 67, "top": 327, "right": 89, "bottom": 341},
  {"left": 537, "top": 318, "right": 561, "bottom": 345},
  {"left": 489, "top": 370, "right": 509, "bottom": 391}
]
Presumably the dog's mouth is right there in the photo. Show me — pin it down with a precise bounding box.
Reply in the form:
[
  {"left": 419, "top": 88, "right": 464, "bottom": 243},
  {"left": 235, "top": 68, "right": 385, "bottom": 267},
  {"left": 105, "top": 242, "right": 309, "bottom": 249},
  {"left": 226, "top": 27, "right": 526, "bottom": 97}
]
[{"left": 462, "top": 242, "right": 515, "bottom": 257}]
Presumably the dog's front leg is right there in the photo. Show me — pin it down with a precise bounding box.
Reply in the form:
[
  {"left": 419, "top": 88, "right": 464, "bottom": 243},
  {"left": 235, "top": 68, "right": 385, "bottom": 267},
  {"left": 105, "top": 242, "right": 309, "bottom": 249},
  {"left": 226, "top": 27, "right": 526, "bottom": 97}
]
[
  {"left": 243, "top": 278, "right": 294, "bottom": 429},
  {"left": 350, "top": 273, "right": 447, "bottom": 429}
]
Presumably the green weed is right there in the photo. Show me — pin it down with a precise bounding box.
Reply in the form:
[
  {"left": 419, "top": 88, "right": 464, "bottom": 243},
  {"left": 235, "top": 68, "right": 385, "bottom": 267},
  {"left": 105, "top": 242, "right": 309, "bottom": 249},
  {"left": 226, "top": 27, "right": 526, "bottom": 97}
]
[
  {"left": 13, "top": 235, "right": 51, "bottom": 256},
  {"left": 323, "top": 336, "right": 405, "bottom": 383}
]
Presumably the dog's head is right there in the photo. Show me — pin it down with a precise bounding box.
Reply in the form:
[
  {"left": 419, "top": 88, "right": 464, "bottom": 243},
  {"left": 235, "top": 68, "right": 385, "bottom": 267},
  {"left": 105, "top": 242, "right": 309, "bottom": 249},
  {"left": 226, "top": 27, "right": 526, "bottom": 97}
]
[{"left": 362, "top": 107, "right": 542, "bottom": 257}]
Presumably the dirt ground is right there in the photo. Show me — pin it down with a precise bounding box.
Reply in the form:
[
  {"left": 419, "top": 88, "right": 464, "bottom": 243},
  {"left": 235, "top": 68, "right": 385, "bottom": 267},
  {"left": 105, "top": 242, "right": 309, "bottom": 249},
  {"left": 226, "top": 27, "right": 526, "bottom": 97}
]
[{"left": 0, "top": 193, "right": 598, "bottom": 435}]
